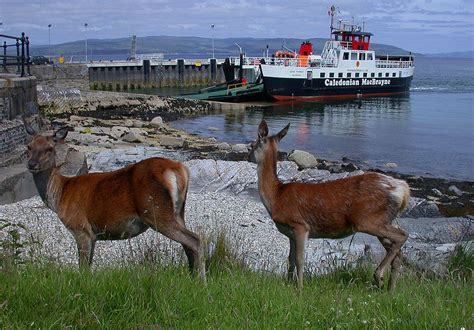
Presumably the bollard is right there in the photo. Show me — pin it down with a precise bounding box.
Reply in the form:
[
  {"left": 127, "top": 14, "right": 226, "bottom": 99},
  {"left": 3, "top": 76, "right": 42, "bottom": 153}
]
[{"left": 210, "top": 58, "right": 217, "bottom": 83}]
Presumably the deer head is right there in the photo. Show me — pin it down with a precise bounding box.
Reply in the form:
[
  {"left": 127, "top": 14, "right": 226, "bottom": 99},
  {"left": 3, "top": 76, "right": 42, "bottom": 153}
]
[
  {"left": 24, "top": 118, "right": 69, "bottom": 173},
  {"left": 249, "top": 119, "right": 290, "bottom": 163}
]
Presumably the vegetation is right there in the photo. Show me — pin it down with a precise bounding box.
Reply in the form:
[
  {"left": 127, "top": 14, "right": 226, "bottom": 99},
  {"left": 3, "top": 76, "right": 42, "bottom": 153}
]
[{"left": 0, "top": 226, "right": 472, "bottom": 329}]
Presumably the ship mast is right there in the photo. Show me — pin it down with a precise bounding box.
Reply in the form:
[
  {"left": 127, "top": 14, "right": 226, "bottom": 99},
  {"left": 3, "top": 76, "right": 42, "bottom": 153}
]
[{"left": 329, "top": 5, "right": 337, "bottom": 38}]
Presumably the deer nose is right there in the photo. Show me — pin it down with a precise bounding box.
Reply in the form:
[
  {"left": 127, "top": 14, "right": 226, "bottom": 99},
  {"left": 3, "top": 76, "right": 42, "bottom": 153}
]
[{"left": 27, "top": 160, "right": 40, "bottom": 171}]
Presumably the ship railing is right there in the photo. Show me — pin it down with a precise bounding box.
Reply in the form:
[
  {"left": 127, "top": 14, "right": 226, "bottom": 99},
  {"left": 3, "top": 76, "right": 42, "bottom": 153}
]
[
  {"left": 226, "top": 81, "right": 246, "bottom": 94},
  {"left": 375, "top": 60, "right": 413, "bottom": 69}
]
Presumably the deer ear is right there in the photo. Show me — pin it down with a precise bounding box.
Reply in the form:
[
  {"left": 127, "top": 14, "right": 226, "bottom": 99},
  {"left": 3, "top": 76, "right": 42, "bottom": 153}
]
[
  {"left": 258, "top": 119, "right": 268, "bottom": 138},
  {"left": 53, "top": 127, "right": 69, "bottom": 142},
  {"left": 275, "top": 123, "right": 290, "bottom": 142},
  {"left": 22, "top": 116, "right": 37, "bottom": 136}
]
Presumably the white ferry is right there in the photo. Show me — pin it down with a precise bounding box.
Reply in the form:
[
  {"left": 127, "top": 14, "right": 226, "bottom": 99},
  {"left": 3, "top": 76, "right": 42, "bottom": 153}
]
[{"left": 256, "top": 8, "right": 414, "bottom": 101}]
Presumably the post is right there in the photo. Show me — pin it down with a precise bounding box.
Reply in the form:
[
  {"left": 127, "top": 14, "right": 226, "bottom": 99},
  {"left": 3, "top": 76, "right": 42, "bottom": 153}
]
[
  {"left": 2, "top": 41, "right": 6, "bottom": 72},
  {"left": 84, "top": 23, "right": 88, "bottom": 62},
  {"left": 16, "top": 38, "right": 20, "bottom": 74},
  {"left": 143, "top": 59, "right": 151, "bottom": 87},
  {"left": 210, "top": 24, "right": 215, "bottom": 59},
  {"left": 26, "top": 36, "right": 31, "bottom": 75},
  {"left": 177, "top": 58, "right": 184, "bottom": 86},
  {"left": 21, "top": 33, "right": 25, "bottom": 77},
  {"left": 210, "top": 58, "right": 217, "bottom": 83},
  {"left": 48, "top": 24, "right": 51, "bottom": 62}
]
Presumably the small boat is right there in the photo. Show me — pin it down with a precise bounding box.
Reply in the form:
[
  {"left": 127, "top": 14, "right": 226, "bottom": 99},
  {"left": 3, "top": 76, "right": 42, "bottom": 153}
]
[
  {"left": 182, "top": 56, "right": 267, "bottom": 102},
  {"left": 259, "top": 6, "right": 414, "bottom": 101}
]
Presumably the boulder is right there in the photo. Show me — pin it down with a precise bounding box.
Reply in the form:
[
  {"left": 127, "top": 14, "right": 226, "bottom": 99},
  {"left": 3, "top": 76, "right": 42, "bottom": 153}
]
[
  {"left": 217, "top": 142, "right": 231, "bottom": 151},
  {"left": 160, "top": 136, "right": 184, "bottom": 148},
  {"left": 384, "top": 162, "right": 398, "bottom": 168},
  {"left": 288, "top": 150, "right": 318, "bottom": 169},
  {"left": 149, "top": 116, "right": 164, "bottom": 128},
  {"left": 55, "top": 144, "right": 88, "bottom": 176},
  {"left": 448, "top": 185, "right": 463, "bottom": 196},
  {"left": 110, "top": 126, "right": 129, "bottom": 139},
  {"left": 231, "top": 144, "right": 249, "bottom": 153},
  {"left": 122, "top": 131, "right": 145, "bottom": 143},
  {"left": 123, "top": 119, "right": 134, "bottom": 127},
  {"left": 402, "top": 197, "right": 441, "bottom": 218}
]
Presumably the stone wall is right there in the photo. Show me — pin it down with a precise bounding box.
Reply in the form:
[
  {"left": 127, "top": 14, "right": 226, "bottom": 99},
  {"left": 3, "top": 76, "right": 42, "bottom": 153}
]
[
  {"left": 0, "top": 74, "right": 38, "bottom": 120},
  {"left": 0, "top": 119, "right": 27, "bottom": 156},
  {"left": 30, "top": 64, "right": 89, "bottom": 90}
]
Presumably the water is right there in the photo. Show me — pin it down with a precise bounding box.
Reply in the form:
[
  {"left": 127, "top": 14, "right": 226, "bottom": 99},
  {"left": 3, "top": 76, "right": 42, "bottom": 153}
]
[{"left": 168, "top": 57, "right": 473, "bottom": 181}]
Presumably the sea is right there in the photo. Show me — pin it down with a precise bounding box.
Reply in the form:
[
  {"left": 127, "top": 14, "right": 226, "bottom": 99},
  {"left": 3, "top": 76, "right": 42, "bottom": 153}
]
[{"left": 149, "top": 57, "right": 474, "bottom": 181}]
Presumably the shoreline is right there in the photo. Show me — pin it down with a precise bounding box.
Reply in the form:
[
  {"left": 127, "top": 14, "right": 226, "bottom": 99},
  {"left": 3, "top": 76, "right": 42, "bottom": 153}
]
[{"left": 29, "top": 88, "right": 471, "bottom": 217}]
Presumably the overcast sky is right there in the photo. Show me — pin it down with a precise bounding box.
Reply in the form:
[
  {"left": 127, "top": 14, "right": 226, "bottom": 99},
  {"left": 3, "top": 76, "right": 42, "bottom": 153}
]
[{"left": 1, "top": 0, "right": 473, "bottom": 54}]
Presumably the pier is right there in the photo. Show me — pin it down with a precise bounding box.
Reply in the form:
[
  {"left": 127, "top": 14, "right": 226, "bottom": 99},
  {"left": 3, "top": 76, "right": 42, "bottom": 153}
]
[{"left": 88, "top": 58, "right": 226, "bottom": 91}]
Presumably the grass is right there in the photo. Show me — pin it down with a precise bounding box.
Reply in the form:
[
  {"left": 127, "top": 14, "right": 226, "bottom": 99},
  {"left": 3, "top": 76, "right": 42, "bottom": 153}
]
[
  {"left": 0, "top": 227, "right": 473, "bottom": 328},
  {"left": 0, "top": 262, "right": 472, "bottom": 329}
]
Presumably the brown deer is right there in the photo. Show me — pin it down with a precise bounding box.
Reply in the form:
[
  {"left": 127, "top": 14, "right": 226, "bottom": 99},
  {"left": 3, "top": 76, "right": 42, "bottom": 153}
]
[
  {"left": 249, "top": 120, "right": 409, "bottom": 291},
  {"left": 24, "top": 120, "right": 205, "bottom": 281}
]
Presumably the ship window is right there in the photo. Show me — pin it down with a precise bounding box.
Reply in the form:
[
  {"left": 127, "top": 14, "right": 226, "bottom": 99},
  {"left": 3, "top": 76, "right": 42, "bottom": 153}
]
[
  {"left": 378, "top": 72, "right": 382, "bottom": 77},
  {"left": 359, "top": 53, "right": 365, "bottom": 61},
  {"left": 355, "top": 73, "right": 360, "bottom": 77},
  {"left": 343, "top": 52, "right": 349, "bottom": 60},
  {"left": 329, "top": 72, "right": 335, "bottom": 78},
  {"left": 351, "top": 52, "right": 357, "bottom": 60},
  {"left": 363, "top": 72, "right": 368, "bottom": 77},
  {"left": 347, "top": 72, "right": 352, "bottom": 78},
  {"left": 385, "top": 72, "right": 389, "bottom": 77},
  {"left": 392, "top": 72, "right": 396, "bottom": 77},
  {"left": 338, "top": 72, "right": 343, "bottom": 78},
  {"left": 367, "top": 53, "right": 373, "bottom": 60},
  {"left": 320, "top": 72, "right": 325, "bottom": 78},
  {"left": 371, "top": 72, "right": 375, "bottom": 77}
]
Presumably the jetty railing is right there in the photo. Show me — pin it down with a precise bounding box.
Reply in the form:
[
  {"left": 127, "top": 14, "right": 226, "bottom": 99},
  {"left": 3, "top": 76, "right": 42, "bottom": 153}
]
[{"left": 0, "top": 32, "right": 31, "bottom": 77}]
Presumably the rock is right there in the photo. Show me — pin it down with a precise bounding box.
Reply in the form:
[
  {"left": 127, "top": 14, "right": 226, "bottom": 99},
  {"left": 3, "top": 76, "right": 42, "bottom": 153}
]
[
  {"left": 217, "top": 142, "right": 231, "bottom": 151},
  {"left": 160, "top": 136, "right": 184, "bottom": 148},
  {"left": 69, "top": 115, "right": 83, "bottom": 122},
  {"left": 55, "top": 144, "right": 88, "bottom": 176},
  {"left": 207, "top": 127, "right": 219, "bottom": 131},
  {"left": 431, "top": 188, "right": 443, "bottom": 197},
  {"left": 448, "top": 185, "right": 463, "bottom": 196},
  {"left": 122, "top": 131, "right": 145, "bottom": 143},
  {"left": 402, "top": 197, "right": 441, "bottom": 218},
  {"left": 231, "top": 144, "right": 249, "bottom": 153},
  {"left": 288, "top": 150, "right": 318, "bottom": 169},
  {"left": 123, "top": 119, "right": 134, "bottom": 127},
  {"left": 149, "top": 116, "right": 163, "bottom": 128},
  {"left": 133, "top": 120, "right": 144, "bottom": 128},
  {"left": 130, "top": 127, "right": 147, "bottom": 136},
  {"left": 110, "top": 126, "right": 129, "bottom": 139},
  {"left": 342, "top": 163, "right": 359, "bottom": 172},
  {"left": 384, "top": 162, "right": 398, "bottom": 168}
]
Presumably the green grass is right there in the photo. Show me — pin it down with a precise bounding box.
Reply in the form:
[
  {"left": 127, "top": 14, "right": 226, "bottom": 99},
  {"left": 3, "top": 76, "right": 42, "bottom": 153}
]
[{"left": 0, "top": 261, "right": 472, "bottom": 329}]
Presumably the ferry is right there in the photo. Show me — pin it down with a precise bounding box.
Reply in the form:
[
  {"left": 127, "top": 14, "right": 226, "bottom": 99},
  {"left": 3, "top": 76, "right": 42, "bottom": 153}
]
[{"left": 258, "top": 7, "right": 414, "bottom": 101}]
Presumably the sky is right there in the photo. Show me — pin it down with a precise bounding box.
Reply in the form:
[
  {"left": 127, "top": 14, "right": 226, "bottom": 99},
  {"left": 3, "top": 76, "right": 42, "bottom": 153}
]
[{"left": 0, "top": 0, "right": 473, "bottom": 54}]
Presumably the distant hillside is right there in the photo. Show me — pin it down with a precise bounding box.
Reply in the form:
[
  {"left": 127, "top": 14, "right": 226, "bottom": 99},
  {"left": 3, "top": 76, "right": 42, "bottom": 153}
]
[
  {"left": 29, "top": 35, "right": 412, "bottom": 58},
  {"left": 424, "top": 51, "right": 474, "bottom": 59}
]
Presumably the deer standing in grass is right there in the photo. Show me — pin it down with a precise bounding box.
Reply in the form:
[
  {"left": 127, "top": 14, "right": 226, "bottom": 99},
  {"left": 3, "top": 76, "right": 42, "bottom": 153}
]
[
  {"left": 24, "top": 121, "right": 205, "bottom": 281},
  {"left": 249, "top": 120, "right": 409, "bottom": 291}
]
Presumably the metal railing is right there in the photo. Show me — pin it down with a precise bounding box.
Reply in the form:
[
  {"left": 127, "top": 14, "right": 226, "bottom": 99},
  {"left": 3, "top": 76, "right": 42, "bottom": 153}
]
[
  {"left": 0, "top": 32, "right": 31, "bottom": 76},
  {"left": 375, "top": 60, "right": 413, "bottom": 69}
]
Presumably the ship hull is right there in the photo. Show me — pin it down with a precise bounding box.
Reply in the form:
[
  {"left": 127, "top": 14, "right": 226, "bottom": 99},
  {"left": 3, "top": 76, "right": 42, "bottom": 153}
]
[{"left": 263, "top": 76, "right": 413, "bottom": 101}]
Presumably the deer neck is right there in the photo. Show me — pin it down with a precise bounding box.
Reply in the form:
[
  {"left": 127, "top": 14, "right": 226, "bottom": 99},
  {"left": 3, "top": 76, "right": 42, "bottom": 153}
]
[
  {"left": 32, "top": 167, "right": 65, "bottom": 213},
  {"left": 257, "top": 146, "right": 280, "bottom": 215}
]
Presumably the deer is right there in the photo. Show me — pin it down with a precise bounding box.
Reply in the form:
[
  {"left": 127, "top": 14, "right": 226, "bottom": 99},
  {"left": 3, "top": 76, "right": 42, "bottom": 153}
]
[
  {"left": 23, "top": 119, "right": 205, "bottom": 281},
  {"left": 248, "top": 119, "right": 409, "bottom": 291}
]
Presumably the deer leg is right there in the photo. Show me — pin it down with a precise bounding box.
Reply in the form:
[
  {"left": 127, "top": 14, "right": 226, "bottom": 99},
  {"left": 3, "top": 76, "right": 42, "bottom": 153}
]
[
  {"left": 294, "top": 230, "right": 308, "bottom": 290},
  {"left": 287, "top": 237, "right": 296, "bottom": 283},
  {"left": 388, "top": 251, "right": 402, "bottom": 292},
  {"left": 73, "top": 230, "right": 95, "bottom": 269},
  {"left": 371, "top": 225, "right": 407, "bottom": 289},
  {"left": 156, "top": 223, "right": 206, "bottom": 283}
]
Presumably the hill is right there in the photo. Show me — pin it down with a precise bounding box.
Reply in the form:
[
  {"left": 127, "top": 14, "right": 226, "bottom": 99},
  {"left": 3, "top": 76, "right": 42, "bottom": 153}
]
[
  {"left": 424, "top": 51, "right": 474, "bottom": 59},
  {"left": 29, "top": 35, "right": 413, "bottom": 58}
]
